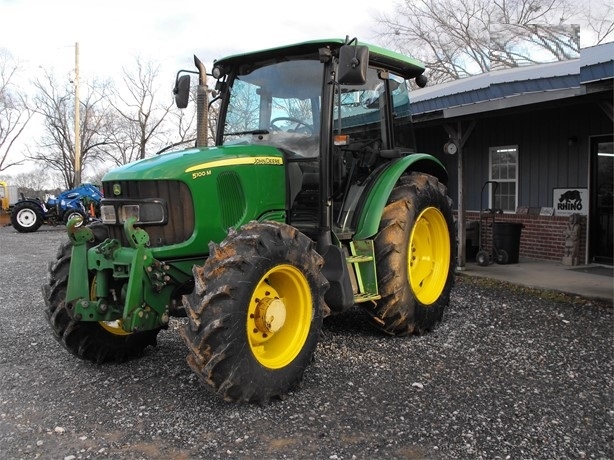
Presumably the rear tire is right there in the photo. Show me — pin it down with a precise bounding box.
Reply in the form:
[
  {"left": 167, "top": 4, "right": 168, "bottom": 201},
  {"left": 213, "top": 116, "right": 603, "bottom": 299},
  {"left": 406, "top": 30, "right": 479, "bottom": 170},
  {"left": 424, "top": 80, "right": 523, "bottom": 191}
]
[
  {"left": 42, "top": 223, "right": 160, "bottom": 363},
  {"left": 369, "top": 172, "right": 455, "bottom": 336},
  {"left": 11, "top": 201, "right": 44, "bottom": 233},
  {"left": 181, "top": 221, "right": 329, "bottom": 403}
]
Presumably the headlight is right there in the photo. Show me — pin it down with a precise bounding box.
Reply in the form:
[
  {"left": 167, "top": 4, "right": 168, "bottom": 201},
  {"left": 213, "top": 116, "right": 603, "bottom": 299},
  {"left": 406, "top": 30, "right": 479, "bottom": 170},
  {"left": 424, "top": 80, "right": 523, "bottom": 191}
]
[
  {"left": 100, "top": 205, "right": 117, "bottom": 223},
  {"left": 119, "top": 204, "right": 140, "bottom": 223},
  {"left": 100, "top": 200, "right": 166, "bottom": 225}
]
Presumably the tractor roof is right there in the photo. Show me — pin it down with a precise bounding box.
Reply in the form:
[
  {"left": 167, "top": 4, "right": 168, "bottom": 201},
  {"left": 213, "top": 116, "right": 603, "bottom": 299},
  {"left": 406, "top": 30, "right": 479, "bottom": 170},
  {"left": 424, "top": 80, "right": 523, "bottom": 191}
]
[{"left": 213, "top": 38, "right": 426, "bottom": 80}]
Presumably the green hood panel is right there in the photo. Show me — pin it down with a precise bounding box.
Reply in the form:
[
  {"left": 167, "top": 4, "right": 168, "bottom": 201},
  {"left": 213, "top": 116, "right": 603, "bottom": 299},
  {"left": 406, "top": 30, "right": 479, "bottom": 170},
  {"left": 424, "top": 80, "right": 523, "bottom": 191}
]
[
  {"left": 102, "top": 144, "right": 288, "bottom": 260},
  {"left": 103, "top": 145, "right": 286, "bottom": 182}
]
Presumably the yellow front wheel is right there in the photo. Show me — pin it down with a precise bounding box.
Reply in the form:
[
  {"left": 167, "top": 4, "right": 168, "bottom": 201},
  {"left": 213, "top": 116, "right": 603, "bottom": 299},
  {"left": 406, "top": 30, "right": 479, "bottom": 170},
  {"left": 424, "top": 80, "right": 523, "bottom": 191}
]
[
  {"left": 181, "top": 221, "right": 328, "bottom": 403},
  {"left": 247, "top": 264, "right": 313, "bottom": 369}
]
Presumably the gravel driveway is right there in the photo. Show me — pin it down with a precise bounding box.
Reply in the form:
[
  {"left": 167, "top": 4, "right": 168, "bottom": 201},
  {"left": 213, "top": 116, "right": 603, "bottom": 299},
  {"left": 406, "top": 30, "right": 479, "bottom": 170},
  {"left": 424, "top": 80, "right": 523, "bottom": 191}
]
[{"left": 0, "top": 225, "right": 612, "bottom": 459}]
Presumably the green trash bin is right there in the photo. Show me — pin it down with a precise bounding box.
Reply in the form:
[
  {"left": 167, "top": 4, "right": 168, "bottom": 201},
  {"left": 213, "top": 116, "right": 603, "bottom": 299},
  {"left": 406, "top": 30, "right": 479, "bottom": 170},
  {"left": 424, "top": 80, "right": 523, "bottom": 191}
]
[{"left": 493, "top": 222, "right": 523, "bottom": 264}]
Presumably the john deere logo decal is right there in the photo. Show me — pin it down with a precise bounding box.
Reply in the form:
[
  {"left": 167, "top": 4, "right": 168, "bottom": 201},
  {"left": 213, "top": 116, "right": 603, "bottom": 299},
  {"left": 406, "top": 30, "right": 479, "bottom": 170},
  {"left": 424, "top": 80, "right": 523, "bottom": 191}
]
[
  {"left": 113, "top": 184, "right": 122, "bottom": 196},
  {"left": 186, "top": 156, "right": 284, "bottom": 180}
]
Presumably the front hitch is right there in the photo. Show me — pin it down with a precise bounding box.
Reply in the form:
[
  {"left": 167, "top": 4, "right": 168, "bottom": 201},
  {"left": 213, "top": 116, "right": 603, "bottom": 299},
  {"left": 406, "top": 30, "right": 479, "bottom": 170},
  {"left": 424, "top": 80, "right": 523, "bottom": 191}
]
[{"left": 64, "top": 217, "right": 171, "bottom": 332}]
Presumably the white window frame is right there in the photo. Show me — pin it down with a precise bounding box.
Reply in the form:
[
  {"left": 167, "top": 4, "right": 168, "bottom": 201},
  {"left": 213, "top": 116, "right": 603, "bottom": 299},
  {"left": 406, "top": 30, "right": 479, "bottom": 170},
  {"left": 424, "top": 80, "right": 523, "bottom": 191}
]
[{"left": 489, "top": 145, "right": 518, "bottom": 212}]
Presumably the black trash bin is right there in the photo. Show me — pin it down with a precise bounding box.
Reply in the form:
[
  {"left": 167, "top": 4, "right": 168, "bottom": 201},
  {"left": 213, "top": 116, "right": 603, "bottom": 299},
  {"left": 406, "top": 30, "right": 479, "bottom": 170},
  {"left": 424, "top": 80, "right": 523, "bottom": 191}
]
[{"left": 493, "top": 222, "right": 523, "bottom": 264}]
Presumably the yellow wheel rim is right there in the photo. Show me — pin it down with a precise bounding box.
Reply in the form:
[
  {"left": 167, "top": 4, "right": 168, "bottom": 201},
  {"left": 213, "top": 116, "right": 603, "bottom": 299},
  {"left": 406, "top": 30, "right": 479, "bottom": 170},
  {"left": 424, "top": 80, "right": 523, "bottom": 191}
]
[
  {"left": 407, "top": 207, "right": 450, "bottom": 305},
  {"left": 99, "top": 320, "right": 130, "bottom": 336},
  {"left": 247, "top": 264, "right": 312, "bottom": 369},
  {"left": 91, "top": 276, "right": 131, "bottom": 336}
]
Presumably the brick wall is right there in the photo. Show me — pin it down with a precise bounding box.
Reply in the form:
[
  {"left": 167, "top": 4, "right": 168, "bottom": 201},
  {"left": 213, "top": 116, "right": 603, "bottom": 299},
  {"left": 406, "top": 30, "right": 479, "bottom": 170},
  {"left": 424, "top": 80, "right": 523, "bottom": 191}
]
[{"left": 462, "top": 211, "right": 587, "bottom": 262}]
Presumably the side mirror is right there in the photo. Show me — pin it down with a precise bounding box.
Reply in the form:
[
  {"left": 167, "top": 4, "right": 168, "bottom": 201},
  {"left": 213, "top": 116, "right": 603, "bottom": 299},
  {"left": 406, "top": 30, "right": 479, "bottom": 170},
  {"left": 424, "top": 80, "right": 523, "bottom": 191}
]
[
  {"left": 338, "top": 45, "right": 369, "bottom": 85},
  {"left": 173, "top": 74, "right": 191, "bottom": 109}
]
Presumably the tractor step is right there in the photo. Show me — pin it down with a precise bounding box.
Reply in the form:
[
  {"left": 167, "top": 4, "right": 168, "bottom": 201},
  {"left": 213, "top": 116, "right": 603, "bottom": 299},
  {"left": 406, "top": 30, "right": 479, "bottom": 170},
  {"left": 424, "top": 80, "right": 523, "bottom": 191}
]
[{"left": 348, "top": 240, "right": 379, "bottom": 303}]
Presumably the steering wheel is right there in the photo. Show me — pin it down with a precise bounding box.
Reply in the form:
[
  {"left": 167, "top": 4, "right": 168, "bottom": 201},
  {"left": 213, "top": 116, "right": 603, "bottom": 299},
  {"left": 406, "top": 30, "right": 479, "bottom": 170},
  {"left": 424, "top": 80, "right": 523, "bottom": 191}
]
[{"left": 270, "top": 117, "right": 314, "bottom": 134}]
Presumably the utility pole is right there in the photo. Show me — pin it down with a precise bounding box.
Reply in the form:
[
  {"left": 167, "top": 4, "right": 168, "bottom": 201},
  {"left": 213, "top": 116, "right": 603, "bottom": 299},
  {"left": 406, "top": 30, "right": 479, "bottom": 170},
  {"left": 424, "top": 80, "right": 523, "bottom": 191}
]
[{"left": 74, "top": 42, "right": 81, "bottom": 186}]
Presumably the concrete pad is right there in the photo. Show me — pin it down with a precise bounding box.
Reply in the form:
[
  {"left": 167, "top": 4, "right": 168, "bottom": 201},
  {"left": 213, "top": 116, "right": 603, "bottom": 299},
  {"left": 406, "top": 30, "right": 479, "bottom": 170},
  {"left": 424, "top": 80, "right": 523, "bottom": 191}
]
[{"left": 457, "top": 258, "right": 613, "bottom": 303}]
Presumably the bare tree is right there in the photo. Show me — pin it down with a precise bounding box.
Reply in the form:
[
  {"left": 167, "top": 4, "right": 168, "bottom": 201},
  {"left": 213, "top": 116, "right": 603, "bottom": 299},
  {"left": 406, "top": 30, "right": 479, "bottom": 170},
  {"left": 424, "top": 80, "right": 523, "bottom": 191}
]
[
  {"left": 489, "top": 22, "right": 580, "bottom": 70},
  {"left": 155, "top": 105, "right": 198, "bottom": 155},
  {"left": 0, "top": 166, "right": 61, "bottom": 201},
  {"left": 0, "top": 49, "right": 33, "bottom": 172},
  {"left": 101, "top": 57, "right": 174, "bottom": 165},
  {"left": 578, "top": 1, "right": 614, "bottom": 45},
  {"left": 84, "top": 166, "right": 109, "bottom": 185},
  {"left": 376, "top": 0, "right": 611, "bottom": 83},
  {"left": 29, "top": 70, "right": 112, "bottom": 189},
  {"left": 3, "top": 165, "right": 61, "bottom": 197},
  {"left": 156, "top": 76, "right": 222, "bottom": 155}
]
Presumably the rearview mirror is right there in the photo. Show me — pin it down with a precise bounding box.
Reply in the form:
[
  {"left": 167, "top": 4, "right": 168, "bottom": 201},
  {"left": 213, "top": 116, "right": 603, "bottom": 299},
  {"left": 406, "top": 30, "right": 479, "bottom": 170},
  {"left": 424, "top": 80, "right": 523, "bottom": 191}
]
[
  {"left": 338, "top": 45, "right": 369, "bottom": 85},
  {"left": 174, "top": 74, "right": 191, "bottom": 109}
]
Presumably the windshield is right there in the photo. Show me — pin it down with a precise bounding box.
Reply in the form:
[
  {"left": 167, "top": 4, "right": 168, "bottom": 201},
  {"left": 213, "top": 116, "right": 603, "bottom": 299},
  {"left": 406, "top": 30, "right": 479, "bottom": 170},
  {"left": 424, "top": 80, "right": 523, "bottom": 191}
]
[
  {"left": 223, "top": 59, "right": 322, "bottom": 158},
  {"left": 335, "top": 68, "right": 412, "bottom": 148}
]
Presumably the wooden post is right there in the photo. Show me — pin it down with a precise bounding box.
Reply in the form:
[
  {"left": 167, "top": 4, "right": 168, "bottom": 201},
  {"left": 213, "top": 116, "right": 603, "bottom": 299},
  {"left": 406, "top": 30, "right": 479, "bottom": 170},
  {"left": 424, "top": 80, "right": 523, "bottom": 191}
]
[
  {"left": 444, "top": 121, "right": 475, "bottom": 270},
  {"left": 457, "top": 127, "right": 465, "bottom": 269}
]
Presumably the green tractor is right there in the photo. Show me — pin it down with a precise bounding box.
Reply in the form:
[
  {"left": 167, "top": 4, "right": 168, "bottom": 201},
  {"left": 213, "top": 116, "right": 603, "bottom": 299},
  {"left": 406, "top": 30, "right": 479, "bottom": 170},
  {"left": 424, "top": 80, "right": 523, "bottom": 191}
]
[{"left": 43, "top": 37, "right": 455, "bottom": 403}]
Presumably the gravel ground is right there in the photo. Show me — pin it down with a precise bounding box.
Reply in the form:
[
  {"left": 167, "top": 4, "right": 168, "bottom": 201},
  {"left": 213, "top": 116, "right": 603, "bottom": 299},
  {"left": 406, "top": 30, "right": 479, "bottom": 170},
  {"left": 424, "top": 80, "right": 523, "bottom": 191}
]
[{"left": 0, "top": 224, "right": 612, "bottom": 460}]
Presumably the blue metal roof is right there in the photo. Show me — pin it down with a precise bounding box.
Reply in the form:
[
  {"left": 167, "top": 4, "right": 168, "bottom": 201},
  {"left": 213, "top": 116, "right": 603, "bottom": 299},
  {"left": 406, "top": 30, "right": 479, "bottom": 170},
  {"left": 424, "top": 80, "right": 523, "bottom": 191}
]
[
  {"left": 580, "top": 43, "right": 614, "bottom": 84},
  {"left": 410, "top": 42, "right": 613, "bottom": 117}
]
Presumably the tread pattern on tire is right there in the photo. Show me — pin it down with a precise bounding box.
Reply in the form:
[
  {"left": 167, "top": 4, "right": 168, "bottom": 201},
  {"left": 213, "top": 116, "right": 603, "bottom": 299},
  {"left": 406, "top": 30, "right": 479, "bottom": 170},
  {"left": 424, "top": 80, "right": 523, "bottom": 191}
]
[
  {"left": 180, "top": 220, "right": 329, "bottom": 404},
  {"left": 369, "top": 172, "right": 456, "bottom": 336},
  {"left": 42, "top": 224, "right": 160, "bottom": 363}
]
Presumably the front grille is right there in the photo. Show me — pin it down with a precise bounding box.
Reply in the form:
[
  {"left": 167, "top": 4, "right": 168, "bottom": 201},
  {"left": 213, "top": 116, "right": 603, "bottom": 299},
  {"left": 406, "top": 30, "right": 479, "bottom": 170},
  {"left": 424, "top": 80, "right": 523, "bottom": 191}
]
[{"left": 102, "top": 180, "right": 194, "bottom": 247}]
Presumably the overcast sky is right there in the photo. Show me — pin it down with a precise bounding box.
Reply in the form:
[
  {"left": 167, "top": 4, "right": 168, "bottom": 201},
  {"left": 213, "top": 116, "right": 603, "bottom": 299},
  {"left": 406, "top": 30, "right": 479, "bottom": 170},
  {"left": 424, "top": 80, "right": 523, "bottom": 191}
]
[
  {"left": 1, "top": 0, "right": 391, "bottom": 82},
  {"left": 0, "top": 0, "right": 396, "bottom": 177}
]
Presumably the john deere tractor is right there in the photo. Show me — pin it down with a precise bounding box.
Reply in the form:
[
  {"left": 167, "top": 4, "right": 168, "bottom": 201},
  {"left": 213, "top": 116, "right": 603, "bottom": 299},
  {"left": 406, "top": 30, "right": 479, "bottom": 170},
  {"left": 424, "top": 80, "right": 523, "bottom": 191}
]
[{"left": 43, "top": 38, "right": 455, "bottom": 403}]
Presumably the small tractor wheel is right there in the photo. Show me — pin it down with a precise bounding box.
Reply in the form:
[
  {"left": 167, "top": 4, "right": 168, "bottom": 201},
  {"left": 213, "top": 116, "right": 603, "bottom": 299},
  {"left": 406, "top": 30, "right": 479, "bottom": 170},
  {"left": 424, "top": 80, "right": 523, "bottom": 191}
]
[
  {"left": 181, "top": 221, "right": 329, "bottom": 403},
  {"left": 476, "top": 250, "right": 490, "bottom": 266},
  {"left": 63, "top": 209, "right": 87, "bottom": 227},
  {"left": 42, "top": 223, "right": 160, "bottom": 363},
  {"left": 371, "top": 172, "right": 455, "bottom": 336},
  {"left": 11, "top": 201, "right": 44, "bottom": 233}
]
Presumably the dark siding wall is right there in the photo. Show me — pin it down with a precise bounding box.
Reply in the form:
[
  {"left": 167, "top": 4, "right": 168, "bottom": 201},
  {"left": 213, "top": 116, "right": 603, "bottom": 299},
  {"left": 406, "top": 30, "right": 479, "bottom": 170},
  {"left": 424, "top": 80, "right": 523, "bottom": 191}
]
[{"left": 413, "top": 98, "right": 611, "bottom": 211}]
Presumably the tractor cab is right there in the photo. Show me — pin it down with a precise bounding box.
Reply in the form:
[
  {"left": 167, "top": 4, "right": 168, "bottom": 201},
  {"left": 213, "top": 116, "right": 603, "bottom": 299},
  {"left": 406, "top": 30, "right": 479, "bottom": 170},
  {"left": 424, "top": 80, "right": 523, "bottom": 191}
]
[{"left": 174, "top": 39, "right": 433, "bottom": 244}]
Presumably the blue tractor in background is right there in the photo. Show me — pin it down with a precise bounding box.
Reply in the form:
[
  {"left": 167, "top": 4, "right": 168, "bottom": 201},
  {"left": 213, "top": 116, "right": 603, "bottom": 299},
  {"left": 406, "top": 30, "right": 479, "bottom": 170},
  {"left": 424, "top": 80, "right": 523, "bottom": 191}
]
[{"left": 10, "top": 183, "right": 103, "bottom": 233}]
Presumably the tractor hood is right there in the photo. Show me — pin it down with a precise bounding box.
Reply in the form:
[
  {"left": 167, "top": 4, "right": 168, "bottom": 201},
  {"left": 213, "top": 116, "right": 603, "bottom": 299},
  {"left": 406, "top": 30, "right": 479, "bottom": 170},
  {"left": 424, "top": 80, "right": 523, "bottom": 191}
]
[{"left": 102, "top": 144, "right": 286, "bottom": 183}]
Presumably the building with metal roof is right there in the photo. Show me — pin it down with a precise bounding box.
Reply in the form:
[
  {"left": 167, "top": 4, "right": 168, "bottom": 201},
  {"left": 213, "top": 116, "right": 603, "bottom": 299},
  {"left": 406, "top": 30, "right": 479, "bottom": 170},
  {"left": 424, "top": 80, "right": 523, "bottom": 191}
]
[{"left": 409, "top": 42, "right": 613, "bottom": 267}]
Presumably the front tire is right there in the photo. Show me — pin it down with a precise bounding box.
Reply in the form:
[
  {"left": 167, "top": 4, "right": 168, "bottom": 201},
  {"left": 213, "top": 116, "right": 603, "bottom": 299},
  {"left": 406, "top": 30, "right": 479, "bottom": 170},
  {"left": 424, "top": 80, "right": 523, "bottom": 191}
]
[
  {"left": 11, "top": 202, "right": 44, "bottom": 232},
  {"left": 181, "top": 221, "right": 329, "bottom": 403},
  {"left": 42, "top": 223, "right": 160, "bottom": 363},
  {"left": 63, "top": 209, "right": 87, "bottom": 227},
  {"left": 370, "top": 172, "right": 455, "bottom": 335}
]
